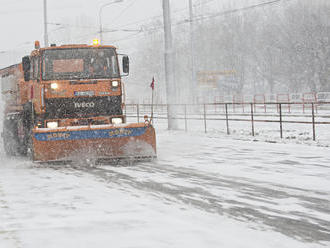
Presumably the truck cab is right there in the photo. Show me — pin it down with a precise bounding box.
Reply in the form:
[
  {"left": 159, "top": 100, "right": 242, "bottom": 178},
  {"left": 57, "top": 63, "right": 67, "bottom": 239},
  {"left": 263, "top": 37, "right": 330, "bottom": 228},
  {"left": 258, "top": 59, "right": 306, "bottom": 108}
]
[{"left": 22, "top": 41, "right": 129, "bottom": 129}]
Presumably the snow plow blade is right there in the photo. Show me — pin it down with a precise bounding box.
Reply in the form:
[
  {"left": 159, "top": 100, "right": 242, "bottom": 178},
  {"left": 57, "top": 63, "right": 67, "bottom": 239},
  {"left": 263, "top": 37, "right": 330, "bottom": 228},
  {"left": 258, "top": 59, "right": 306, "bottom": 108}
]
[{"left": 31, "top": 123, "right": 156, "bottom": 163}]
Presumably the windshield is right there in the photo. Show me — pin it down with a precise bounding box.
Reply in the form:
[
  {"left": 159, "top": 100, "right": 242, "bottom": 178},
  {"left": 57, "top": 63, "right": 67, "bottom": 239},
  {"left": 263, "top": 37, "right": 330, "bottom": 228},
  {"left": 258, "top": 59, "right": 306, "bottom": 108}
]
[{"left": 42, "top": 48, "right": 119, "bottom": 80}]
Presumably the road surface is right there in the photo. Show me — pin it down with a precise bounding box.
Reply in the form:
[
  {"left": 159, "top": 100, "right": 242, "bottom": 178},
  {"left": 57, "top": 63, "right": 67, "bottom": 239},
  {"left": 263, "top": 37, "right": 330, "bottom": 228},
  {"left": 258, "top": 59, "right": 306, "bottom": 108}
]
[{"left": 0, "top": 130, "right": 329, "bottom": 247}]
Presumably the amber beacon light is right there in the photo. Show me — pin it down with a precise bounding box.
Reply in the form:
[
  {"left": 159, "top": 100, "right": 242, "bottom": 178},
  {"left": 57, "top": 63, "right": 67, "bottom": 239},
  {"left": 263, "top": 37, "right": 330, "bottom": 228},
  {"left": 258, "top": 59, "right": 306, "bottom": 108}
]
[{"left": 92, "top": 39, "right": 100, "bottom": 45}]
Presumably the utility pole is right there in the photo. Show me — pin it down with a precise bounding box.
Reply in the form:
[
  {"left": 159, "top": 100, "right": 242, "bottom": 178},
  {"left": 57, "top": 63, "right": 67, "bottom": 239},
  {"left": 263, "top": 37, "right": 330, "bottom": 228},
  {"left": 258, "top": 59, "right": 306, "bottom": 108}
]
[
  {"left": 43, "top": 0, "right": 48, "bottom": 47},
  {"left": 189, "top": 0, "right": 197, "bottom": 103},
  {"left": 99, "top": 0, "right": 123, "bottom": 44},
  {"left": 162, "top": 0, "right": 178, "bottom": 130}
]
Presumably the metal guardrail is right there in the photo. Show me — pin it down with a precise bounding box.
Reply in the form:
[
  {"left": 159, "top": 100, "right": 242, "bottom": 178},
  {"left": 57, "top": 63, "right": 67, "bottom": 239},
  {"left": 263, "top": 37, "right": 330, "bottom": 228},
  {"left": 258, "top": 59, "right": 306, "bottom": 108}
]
[{"left": 125, "top": 102, "right": 330, "bottom": 141}]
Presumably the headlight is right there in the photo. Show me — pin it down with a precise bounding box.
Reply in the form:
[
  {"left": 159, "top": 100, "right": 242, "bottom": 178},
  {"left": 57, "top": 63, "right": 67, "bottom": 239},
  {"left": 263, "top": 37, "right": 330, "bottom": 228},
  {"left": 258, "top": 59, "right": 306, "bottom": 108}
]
[
  {"left": 51, "top": 83, "right": 58, "bottom": 89},
  {"left": 47, "top": 121, "right": 58, "bottom": 129},
  {"left": 112, "top": 81, "right": 119, "bottom": 87},
  {"left": 111, "top": 117, "right": 123, "bottom": 125}
]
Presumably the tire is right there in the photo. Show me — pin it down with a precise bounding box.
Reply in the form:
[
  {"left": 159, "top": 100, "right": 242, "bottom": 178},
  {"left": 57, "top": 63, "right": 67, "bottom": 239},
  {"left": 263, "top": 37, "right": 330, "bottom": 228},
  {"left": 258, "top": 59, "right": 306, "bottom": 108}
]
[
  {"left": 26, "top": 135, "right": 35, "bottom": 162},
  {"left": 17, "top": 118, "right": 27, "bottom": 156},
  {"left": 23, "top": 102, "right": 33, "bottom": 130},
  {"left": 23, "top": 102, "right": 36, "bottom": 160}
]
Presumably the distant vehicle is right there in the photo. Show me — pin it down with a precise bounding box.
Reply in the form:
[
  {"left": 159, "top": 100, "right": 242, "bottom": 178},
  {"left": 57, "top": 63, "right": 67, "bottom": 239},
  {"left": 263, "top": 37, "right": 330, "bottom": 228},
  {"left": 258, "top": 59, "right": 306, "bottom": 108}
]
[{"left": 0, "top": 40, "right": 156, "bottom": 163}]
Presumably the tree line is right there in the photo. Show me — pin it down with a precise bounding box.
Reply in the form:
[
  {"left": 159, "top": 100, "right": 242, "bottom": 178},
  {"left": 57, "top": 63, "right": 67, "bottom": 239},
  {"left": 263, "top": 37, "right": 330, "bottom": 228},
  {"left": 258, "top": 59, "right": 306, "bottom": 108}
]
[{"left": 128, "top": 0, "right": 329, "bottom": 103}]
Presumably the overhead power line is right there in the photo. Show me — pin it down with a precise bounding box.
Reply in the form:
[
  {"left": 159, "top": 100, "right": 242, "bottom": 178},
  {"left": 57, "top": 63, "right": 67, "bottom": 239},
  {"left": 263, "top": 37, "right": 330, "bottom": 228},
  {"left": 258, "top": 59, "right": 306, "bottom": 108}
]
[
  {"left": 48, "top": 0, "right": 217, "bottom": 38},
  {"left": 64, "top": 0, "right": 290, "bottom": 45},
  {"left": 108, "top": 0, "right": 138, "bottom": 25},
  {"left": 189, "top": 0, "right": 285, "bottom": 23},
  {"left": 106, "top": 0, "right": 216, "bottom": 30},
  {"left": 117, "top": 0, "right": 289, "bottom": 40}
]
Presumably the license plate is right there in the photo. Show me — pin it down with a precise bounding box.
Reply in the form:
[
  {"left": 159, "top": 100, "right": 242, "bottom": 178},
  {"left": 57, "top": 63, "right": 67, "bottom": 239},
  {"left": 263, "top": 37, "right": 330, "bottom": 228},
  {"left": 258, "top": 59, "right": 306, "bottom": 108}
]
[{"left": 74, "top": 91, "right": 94, "bottom": 97}]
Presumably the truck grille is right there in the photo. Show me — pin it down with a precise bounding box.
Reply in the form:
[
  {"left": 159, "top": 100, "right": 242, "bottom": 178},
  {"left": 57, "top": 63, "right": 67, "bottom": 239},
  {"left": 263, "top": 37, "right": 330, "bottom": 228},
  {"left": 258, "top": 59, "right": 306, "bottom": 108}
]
[{"left": 45, "top": 96, "right": 122, "bottom": 119}]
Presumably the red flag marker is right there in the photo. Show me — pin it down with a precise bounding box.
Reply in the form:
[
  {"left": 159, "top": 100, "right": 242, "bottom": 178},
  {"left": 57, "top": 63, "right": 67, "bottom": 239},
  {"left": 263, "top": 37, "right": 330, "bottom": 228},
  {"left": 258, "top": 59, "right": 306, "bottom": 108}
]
[
  {"left": 150, "top": 77, "right": 155, "bottom": 124},
  {"left": 150, "top": 77, "right": 155, "bottom": 90}
]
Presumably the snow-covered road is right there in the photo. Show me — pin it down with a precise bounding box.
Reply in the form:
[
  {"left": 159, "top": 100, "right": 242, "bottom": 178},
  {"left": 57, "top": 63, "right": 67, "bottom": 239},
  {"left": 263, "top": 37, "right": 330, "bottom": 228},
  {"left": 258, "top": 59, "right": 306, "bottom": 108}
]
[{"left": 0, "top": 130, "right": 329, "bottom": 248}]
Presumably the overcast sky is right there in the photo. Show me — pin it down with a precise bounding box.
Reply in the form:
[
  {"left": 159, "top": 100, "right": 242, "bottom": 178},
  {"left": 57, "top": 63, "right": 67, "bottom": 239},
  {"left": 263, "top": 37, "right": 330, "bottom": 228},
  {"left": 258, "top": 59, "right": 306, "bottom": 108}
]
[
  {"left": 0, "top": 0, "right": 162, "bottom": 48},
  {"left": 0, "top": 0, "right": 264, "bottom": 67},
  {"left": 0, "top": 0, "right": 192, "bottom": 66}
]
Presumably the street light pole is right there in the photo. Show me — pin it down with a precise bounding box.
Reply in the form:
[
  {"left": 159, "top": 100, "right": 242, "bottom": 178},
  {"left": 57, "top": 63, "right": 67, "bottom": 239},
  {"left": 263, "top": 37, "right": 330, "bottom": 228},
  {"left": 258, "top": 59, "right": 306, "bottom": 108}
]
[
  {"left": 99, "top": 0, "right": 123, "bottom": 44},
  {"left": 162, "top": 0, "right": 178, "bottom": 130},
  {"left": 43, "top": 0, "right": 48, "bottom": 47},
  {"left": 189, "top": 0, "right": 196, "bottom": 103}
]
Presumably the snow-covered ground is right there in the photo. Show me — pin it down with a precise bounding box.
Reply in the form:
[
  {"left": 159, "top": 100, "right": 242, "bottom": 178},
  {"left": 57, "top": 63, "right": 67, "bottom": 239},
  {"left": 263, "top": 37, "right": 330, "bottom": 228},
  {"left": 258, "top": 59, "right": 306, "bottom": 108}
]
[{"left": 0, "top": 128, "right": 329, "bottom": 248}]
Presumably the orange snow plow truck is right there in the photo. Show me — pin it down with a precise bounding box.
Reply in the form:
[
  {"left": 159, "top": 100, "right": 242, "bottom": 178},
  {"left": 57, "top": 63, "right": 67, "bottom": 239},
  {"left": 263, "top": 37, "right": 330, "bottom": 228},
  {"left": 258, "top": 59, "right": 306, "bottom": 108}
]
[{"left": 0, "top": 41, "right": 156, "bottom": 162}]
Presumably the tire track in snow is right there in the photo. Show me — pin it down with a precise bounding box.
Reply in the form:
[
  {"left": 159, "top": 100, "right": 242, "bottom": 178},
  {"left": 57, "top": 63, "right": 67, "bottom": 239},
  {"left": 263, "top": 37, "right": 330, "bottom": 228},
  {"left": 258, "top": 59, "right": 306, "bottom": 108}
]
[{"left": 67, "top": 162, "right": 330, "bottom": 244}]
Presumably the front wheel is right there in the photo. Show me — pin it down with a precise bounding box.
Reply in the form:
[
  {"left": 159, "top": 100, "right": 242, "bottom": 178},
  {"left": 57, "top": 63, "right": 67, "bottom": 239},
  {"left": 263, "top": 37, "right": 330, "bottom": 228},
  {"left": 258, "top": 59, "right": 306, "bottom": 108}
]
[{"left": 26, "top": 136, "right": 35, "bottom": 161}]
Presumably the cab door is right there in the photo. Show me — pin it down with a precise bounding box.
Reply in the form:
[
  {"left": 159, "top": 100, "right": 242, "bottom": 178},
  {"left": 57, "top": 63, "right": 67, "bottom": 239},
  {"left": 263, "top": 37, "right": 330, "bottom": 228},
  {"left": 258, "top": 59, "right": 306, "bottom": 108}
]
[{"left": 30, "top": 56, "right": 43, "bottom": 114}]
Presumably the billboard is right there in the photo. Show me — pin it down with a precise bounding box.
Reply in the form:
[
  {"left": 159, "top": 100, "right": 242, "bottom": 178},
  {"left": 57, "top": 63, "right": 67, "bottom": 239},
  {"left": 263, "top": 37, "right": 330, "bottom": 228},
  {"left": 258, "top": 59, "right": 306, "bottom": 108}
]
[{"left": 197, "top": 70, "right": 236, "bottom": 89}]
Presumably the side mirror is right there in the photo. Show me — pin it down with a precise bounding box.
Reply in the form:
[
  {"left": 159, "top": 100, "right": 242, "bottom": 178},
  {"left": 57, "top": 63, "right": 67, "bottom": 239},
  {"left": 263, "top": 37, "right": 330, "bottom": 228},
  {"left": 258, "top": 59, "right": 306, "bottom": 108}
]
[
  {"left": 122, "top": 55, "right": 129, "bottom": 74},
  {"left": 22, "top": 56, "right": 30, "bottom": 82}
]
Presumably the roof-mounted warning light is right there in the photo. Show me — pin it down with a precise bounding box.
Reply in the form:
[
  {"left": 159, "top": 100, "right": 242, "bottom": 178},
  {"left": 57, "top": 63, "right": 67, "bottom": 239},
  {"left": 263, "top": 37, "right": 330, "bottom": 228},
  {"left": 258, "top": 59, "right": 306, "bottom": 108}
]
[
  {"left": 92, "top": 39, "right": 100, "bottom": 45},
  {"left": 35, "top": 41, "right": 40, "bottom": 49}
]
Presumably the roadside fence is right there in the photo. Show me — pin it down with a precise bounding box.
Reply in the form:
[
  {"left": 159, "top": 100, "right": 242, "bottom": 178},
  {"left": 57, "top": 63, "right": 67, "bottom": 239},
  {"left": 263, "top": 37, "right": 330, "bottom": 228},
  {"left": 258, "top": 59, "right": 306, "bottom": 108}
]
[
  {"left": 131, "top": 92, "right": 330, "bottom": 114},
  {"left": 125, "top": 102, "right": 330, "bottom": 142}
]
